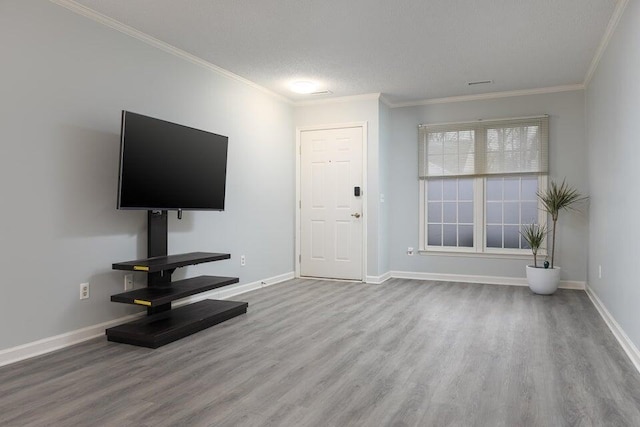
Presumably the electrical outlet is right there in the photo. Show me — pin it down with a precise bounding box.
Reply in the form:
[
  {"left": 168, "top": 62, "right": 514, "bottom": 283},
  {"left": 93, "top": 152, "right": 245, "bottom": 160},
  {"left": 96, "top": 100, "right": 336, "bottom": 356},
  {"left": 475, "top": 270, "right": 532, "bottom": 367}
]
[
  {"left": 407, "top": 247, "right": 414, "bottom": 256},
  {"left": 80, "top": 283, "right": 89, "bottom": 300},
  {"left": 240, "top": 255, "right": 246, "bottom": 266},
  {"left": 124, "top": 274, "right": 134, "bottom": 291}
]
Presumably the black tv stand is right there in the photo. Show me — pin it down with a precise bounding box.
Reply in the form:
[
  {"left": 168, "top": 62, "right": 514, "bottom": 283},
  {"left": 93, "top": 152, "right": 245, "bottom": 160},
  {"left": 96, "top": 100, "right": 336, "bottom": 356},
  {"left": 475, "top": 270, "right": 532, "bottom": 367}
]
[{"left": 105, "top": 211, "right": 247, "bottom": 348}]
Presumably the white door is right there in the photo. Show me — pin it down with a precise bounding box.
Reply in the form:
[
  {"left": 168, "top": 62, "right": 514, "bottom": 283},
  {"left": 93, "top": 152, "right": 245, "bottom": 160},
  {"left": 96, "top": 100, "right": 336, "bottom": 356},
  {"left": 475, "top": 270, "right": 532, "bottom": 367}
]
[{"left": 300, "top": 126, "right": 364, "bottom": 280}]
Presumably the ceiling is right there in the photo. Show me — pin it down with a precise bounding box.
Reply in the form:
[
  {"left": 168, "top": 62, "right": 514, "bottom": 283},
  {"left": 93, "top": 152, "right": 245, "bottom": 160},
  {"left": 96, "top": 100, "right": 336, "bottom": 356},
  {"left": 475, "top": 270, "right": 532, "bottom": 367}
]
[{"left": 73, "top": 0, "right": 617, "bottom": 104}]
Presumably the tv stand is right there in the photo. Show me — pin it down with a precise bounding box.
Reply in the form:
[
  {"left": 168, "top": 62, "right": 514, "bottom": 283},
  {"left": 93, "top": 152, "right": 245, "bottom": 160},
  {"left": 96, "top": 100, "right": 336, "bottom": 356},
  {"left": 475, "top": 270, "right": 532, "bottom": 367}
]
[{"left": 105, "top": 210, "right": 247, "bottom": 348}]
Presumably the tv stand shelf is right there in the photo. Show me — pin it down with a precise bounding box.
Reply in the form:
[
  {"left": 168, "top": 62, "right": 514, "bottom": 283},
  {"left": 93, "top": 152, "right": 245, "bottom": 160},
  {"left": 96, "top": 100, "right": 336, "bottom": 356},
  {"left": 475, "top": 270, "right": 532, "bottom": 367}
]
[
  {"left": 112, "top": 252, "right": 230, "bottom": 272},
  {"left": 106, "top": 300, "right": 247, "bottom": 348},
  {"left": 110, "top": 275, "right": 239, "bottom": 307},
  {"left": 106, "top": 211, "right": 247, "bottom": 348}
]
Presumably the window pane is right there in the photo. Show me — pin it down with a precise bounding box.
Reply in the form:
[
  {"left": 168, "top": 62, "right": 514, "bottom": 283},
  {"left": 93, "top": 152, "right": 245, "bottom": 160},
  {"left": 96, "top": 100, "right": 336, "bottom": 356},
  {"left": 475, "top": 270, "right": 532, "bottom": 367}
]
[
  {"left": 486, "top": 202, "right": 502, "bottom": 224},
  {"left": 458, "top": 179, "right": 474, "bottom": 201},
  {"left": 443, "top": 225, "right": 457, "bottom": 246},
  {"left": 459, "top": 202, "right": 473, "bottom": 223},
  {"left": 521, "top": 202, "right": 538, "bottom": 224},
  {"left": 504, "top": 226, "right": 520, "bottom": 249},
  {"left": 522, "top": 177, "right": 538, "bottom": 200},
  {"left": 487, "top": 129, "right": 500, "bottom": 151},
  {"left": 442, "top": 180, "right": 457, "bottom": 200},
  {"left": 487, "top": 225, "right": 502, "bottom": 248},
  {"left": 428, "top": 157, "right": 444, "bottom": 176},
  {"left": 483, "top": 174, "right": 542, "bottom": 251},
  {"left": 521, "top": 235, "right": 531, "bottom": 250},
  {"left": 504, "top": 127, "right": 521, "bottom": 151},
  {"left": 459, "top": 133, "right": 475, "bottom": 174},
  {"left": 504, "top": 151, "right": 520, "bottom": 171},
  {"left": 428, "top": 134, "right": 444, "bottom": 155},
  {"left": 427, "top": 180, "right": 443, "bottom": 200},
  {"left": 486, "top": 152, "right": 502, "bottom": 173},
  {"left": 427, "top": 202, "right": 442, "bottom": 222},
  {"left": 459, "top": 156, "right": 473, "bottom": 174},
  {"left": 523, "top": 127, "right": 539, "bottom": 151},
  {"left": 504, "top": 202, "right": 519, "bottom": 224},
  {"left": 443, "top": 202, "right": 457, "bottom": 223},
  {"left": 459, "top": 225, "right": 473, "bottom": 247},
  {"left": 444, "top": 154, "right": 458, "bottom": 175},
  {"left": 428, "top": 224, "right": 442, "bottom": 246},
  {"left": 425, "top": 177, "right": 475, "bottom": 249},
  {"left": 486, "top": 178, "right": 502, "bottom": 201},
  {"left": 504, "top": 178, "right": 519, "bottom": 200},
  {"left": 522, "top": 151, "right": 539, "bottom": 171},
  {"left": 444, "top": 132, "right": 458, "bottom": 153}
]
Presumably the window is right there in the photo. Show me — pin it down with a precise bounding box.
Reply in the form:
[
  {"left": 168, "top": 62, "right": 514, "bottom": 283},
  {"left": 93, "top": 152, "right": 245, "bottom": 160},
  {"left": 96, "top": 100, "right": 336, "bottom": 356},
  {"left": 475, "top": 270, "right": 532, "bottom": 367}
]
[
  {"left": 485, "top": 176, "right": 540, "bottom": 250},
  {"left": 426, "top": 178, "right": 474, "bottom": 248},
  {"left": 419, "top": 116, "right": 548, "bottom": 254}
]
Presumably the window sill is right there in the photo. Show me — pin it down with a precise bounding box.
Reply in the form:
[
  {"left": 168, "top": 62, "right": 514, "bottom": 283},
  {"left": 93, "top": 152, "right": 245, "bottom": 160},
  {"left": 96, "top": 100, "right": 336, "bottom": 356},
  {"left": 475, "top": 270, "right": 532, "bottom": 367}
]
[{"left": 417, "top": 250, "right": 541, "bottom": 260}]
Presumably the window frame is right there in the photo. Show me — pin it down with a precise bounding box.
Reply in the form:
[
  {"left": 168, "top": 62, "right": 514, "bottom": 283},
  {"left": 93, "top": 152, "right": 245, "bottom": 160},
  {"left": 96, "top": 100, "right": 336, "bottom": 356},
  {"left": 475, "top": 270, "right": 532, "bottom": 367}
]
[{"left": 419, "top": 175, "right": 548, "bottom": 257}]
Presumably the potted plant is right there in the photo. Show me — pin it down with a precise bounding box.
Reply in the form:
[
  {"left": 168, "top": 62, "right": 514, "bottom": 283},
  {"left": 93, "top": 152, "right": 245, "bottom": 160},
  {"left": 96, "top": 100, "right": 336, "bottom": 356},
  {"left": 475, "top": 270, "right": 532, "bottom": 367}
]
[{"left": 521, "top": 179, "right": 586, "bottom": 295}]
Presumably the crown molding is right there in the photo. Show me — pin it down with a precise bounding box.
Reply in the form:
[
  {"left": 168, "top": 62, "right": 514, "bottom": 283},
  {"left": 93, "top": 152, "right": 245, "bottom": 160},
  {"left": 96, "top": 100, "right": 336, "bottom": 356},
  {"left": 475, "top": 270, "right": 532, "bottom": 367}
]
[
  {"left": 378, "top": 94, "right": 393, "bottom": 108},
  {"left": 49, "top": 0, "right": 293, "bottom": 105},
  {"left": 389, "top": 84, "right": 584, "bottom": 108},
  {"left": 583, "top": 0, "right": 630, "bottom": 87},
  {"left": 294, "top": 93, "right": 382, "bottom": 107}
]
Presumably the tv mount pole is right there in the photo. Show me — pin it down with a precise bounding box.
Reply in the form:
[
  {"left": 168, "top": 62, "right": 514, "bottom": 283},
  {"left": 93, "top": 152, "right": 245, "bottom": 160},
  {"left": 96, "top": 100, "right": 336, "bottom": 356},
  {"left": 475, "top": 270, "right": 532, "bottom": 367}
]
[{"left": 147, "top": 210, "right": 172, "bottom": 314}]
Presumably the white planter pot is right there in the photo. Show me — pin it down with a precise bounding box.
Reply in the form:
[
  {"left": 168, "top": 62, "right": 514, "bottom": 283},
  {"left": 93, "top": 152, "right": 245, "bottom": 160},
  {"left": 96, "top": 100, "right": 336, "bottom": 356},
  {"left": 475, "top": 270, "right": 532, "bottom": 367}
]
[{"left": 526, "top": 265, "right": 561, "bottom": 295}]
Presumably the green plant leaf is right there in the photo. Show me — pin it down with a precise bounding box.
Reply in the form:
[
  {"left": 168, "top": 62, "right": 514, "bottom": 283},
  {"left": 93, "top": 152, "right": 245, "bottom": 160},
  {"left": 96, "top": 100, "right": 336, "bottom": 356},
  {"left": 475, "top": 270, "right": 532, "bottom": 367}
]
[
  {"left": 536, "top": 178, "right": 587, "bottom": 268},
  {"left": 520, "top": 223, "right": 547, "bottom": 268}
]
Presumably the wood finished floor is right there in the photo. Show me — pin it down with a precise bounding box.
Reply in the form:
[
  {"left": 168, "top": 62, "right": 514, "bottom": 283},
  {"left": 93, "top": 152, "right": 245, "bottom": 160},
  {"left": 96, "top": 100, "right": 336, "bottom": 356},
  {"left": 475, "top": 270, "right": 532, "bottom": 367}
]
[{"left": 1, "top": 278, "right": 640, "bottom": 426}]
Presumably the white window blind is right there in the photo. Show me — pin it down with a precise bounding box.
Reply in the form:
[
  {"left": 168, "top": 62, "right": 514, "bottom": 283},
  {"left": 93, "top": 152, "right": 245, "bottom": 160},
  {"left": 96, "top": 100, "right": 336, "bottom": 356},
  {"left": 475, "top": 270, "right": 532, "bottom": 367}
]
[{"left": 419, "top": 116, "right": 548, "bottom": 179}]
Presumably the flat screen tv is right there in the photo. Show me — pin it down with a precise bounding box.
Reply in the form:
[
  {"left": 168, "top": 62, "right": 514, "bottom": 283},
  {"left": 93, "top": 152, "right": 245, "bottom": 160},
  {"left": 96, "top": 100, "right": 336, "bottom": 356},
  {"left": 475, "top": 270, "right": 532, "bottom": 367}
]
[{"left": 117, "top": 111, "right": 228, "bottom": 211}]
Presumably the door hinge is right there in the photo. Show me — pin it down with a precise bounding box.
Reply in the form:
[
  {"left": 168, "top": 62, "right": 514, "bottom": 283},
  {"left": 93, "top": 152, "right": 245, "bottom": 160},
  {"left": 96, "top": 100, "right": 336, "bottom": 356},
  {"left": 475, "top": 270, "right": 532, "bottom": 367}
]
[
  {"left": 299, "top": 200, "right": 301, "bottom": 209},
  {"left": 299, "top": 254, "right": 301, "bottom": 263}
]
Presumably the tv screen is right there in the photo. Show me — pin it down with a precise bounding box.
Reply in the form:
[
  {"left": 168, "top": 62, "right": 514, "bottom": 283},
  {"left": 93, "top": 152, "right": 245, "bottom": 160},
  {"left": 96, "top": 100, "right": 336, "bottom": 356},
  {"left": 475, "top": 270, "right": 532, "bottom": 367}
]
[{"left": 117, "top": 111, "right": 228, "bottom": 211}]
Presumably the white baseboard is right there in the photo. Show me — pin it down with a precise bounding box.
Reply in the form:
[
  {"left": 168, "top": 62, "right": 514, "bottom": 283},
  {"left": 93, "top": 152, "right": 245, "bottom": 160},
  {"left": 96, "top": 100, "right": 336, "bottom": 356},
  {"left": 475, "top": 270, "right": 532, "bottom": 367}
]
[
  {"left": 365, "top": 271, "right": 391, "bottom": 284},
  {"left": 389, "top": 270, "right": 585, "bottom": 290},
  {"left": 0, "top": 312, "right": 146, "bottom": 368},
  {"left": 177, "top": 271, "right": 295, "bottom": 304},
  {"left": 585, "top": 285, "right": 640, "bottom": 374},
  {"left": 0, "top": 271, "right": 294, "bottom": 368}
]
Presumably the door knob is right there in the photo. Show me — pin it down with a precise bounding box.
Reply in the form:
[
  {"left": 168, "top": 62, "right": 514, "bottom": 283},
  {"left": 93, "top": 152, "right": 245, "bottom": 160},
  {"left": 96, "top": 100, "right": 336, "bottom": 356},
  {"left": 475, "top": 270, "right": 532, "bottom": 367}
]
[{"left": 351, "top": 213, "right": 361, "bottom": 218}]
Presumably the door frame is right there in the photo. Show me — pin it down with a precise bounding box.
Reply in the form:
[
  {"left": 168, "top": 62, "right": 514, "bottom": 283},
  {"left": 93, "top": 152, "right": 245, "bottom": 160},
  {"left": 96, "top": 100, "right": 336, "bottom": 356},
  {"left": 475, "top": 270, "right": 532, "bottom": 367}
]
[{"left": 295, "top": 122, "right": 368, "bottom": 281}]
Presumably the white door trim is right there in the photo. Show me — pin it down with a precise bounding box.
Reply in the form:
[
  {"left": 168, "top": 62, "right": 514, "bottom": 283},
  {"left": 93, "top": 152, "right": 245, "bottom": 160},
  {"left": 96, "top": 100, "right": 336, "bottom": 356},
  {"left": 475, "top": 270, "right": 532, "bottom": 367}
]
[{"left": 295, "top": 122, "right": 368, "bottom": 281}]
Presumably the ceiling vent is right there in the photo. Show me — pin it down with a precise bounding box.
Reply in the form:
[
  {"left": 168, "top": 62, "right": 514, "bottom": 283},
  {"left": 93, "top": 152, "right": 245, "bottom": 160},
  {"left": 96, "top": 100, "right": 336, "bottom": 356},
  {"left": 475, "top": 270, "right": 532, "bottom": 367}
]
[{"left": 310, "top": 90, "right": 333, "bottom": 96}]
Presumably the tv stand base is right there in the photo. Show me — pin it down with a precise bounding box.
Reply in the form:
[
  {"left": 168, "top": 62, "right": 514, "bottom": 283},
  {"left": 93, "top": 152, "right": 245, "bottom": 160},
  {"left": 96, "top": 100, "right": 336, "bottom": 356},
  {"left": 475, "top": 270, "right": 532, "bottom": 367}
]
[{"left": 106, "top": 299, "right": 248, "bottom": 348}]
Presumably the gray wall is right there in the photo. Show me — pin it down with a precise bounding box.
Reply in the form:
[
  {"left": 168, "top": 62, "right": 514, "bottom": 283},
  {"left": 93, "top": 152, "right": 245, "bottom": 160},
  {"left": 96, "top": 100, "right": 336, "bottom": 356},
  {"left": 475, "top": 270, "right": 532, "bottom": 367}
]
[
  {"left": 294, "top": 97, "right": 383, "bottom": 277},
  {"left": 389, "top": 91, "right": 588, "bottom": 280},
  {"left": 586, "top": 0, "right": 640, "bottom": 348},
  {"left": 378, "top": 100, "right": 391, "bottom": 275},
  {"left": 0, "top": 0, "right": 294, "bottom": 350}
]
